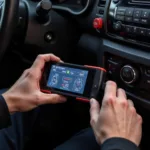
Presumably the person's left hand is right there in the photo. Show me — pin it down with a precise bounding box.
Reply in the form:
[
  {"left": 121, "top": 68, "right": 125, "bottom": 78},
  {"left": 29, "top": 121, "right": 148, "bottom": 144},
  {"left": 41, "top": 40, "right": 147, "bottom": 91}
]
[{"left": 2, "top": 54, "right": 67, "bottom": 114}]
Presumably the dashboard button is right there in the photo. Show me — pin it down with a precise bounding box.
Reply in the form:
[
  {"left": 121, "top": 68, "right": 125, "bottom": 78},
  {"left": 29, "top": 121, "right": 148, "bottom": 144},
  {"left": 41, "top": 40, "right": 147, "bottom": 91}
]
[
  {"left": 134, "top": 10, "right": 141, "bottom": 18},
  {"left": 141, "top": 10, "right": 149, "bottom": 19},
  {"left": 98, "top": 8, "right": 104, "bottom": 15},
  {"left": 133, "top": 18, "right": 140, "bottom": 23},
  {"left": 93, "top": 84, "right": 98, "bottom": 90},
  {"left": 113, "top": 22, "right": 122, "bottom": 31},
  {"left": 44, "top": 32, "right": 53, "bottom": 42},
  {"left": 139, "top": 28, "right": 146, "bottom": 36},
  {"left": 117, "top": 7, "right": 126, "bottom": 12},
  {"left": 93, "top": 18, "right": 103, "bottom": 29},
  {"left": 125, "top": 8, "right": 134, "bottom": 17},
  {"left": 144, "top": 78, "right": 150, "bottom": 89},
  {"left": 125, "top": 26, "right": 133, "bottom": 33},
  {"left": 108, "top": 60, "right": 119, "bottom": 74},
  {"left": 134, "top": 13, "right": 141, "bottom": 18},
  {"left": 141, "top": 19, "right": 148, "bottom": 24},
  {"left": 132, "top": 26, "right": 139, "bottom": 34},
  {"left": 145, "top": 67, "right": 150, "bottom": 76},
  {"left": 146, "top": 29, "right": 150, "bottom": 37},
  {"left": 134, "top": 10, "right": 141, "bottom": 14},
  {"left": 117, "top": 11, "right": 125, "bottom": 15},
  {"left": 116, "top": 15, "right": 124, "bottom": 21},
  {"left": 121, "top": 24, "right": 125, "bottom": 30},
  {"left": 125, "top": 16, "right": 132, "bottom": 22}
]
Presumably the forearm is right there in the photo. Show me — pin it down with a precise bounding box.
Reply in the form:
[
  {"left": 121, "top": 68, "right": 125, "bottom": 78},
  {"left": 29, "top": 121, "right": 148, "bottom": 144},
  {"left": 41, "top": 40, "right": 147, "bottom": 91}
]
[
  {"left": 101, "top": 138, "right": 139, "bottom": 150},
  {"left": 0, "top": 95, "right": 11, "bottom": 129}
]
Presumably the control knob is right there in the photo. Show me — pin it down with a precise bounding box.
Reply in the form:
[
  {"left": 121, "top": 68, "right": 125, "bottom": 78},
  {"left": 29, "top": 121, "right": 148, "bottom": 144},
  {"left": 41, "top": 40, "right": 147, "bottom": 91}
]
[
  {"left": 120, "top": 65, "right": 139, "bottom": 84},
  {"left": 36, "top": 0, "right": 52, "bottom": 23}
]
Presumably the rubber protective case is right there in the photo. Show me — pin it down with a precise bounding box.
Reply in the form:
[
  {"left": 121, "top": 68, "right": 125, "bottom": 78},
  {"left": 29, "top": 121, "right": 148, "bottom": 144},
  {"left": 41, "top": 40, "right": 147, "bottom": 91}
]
[{"left": 40, "top": 63, "right": 106, "bottom": 102}]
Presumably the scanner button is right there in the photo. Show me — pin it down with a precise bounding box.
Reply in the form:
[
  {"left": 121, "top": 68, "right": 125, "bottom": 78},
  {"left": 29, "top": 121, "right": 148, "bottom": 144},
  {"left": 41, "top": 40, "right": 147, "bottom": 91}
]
[{"left": 93, "top": 85, "right": 98, "bottom": 89}]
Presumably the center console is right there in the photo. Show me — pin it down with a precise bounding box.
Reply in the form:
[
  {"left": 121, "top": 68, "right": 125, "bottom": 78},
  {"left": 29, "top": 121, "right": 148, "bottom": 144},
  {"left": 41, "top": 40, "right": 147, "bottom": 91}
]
[
  {"left": 105, "top": 53, "right": 150, "bottom": 100},
  {"left": 106, "top": 0, "right": 150, "bottom": 47},
  {"left": 99, "top": 0, "right": 150, "bottom": 108}
]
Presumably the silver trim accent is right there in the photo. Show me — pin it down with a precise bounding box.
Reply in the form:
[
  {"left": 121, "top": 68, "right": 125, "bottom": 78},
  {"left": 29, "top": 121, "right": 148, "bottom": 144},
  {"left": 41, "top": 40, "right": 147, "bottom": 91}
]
[
  {"left": 120, "top": 65, "right": 137, "bottom": 84},
  {"left": 131, "top": 0, "right": 150, "bottom": 3},
  {"left": 52, "top": 0, "right": 91, "bottom": 15}
]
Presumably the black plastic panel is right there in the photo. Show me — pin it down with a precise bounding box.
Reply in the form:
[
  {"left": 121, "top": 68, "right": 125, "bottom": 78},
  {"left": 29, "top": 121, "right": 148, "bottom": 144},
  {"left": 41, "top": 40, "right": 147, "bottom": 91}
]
[
  {"left": 106, "top": 0, "right": 150, "bottom": 47},
  {"left": 77, "top": 34, "right": 150, "bottom": 109},
  {"left": 103, "top": 39, "right": 150, "bottom": 109}
]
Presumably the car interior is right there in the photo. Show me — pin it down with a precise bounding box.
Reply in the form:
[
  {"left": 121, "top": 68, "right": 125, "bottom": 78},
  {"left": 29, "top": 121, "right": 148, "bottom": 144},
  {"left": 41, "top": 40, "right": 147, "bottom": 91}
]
[{"left": 0, "top": 0, "right": 150, "bottom": 149}]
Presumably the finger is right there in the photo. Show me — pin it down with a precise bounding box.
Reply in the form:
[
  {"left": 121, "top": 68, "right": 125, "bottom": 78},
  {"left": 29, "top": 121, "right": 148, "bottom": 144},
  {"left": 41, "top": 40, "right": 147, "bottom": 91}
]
[
  {"left": 117, "top": 88, "right": 127, "bottom": 99},
  {"left": 32, "top": 54, "right": 61, "bottom": 70},
  {"left": 38, "top": 93, "right": 67, "bottom": 105},
  {"left": 137, "top": 114, "right": 143, "bottom": 124},
  {"left": 116, "top": 89, "right": 127, "bottom": 106},
  {"left": 103, "top": 81, "right": 117, "bottom": 105},
  {"left": 90, "top": 99, "right": 100, "bottom": 125},
  {"left": 128, "top": 99, "right": 134, "bottom": 107}
]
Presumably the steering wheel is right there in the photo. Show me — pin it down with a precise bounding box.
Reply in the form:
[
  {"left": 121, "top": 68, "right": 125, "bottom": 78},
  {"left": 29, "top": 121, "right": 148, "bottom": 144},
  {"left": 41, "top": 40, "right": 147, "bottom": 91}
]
[{"left": 0, "top": 0, "right": 19, "bottom": 61}]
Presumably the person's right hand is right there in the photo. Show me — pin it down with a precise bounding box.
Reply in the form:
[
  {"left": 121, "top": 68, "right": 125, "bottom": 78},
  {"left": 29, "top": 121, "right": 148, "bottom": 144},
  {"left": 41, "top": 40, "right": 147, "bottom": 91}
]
[{"left": 90, "top": 81, "right": 142, "bottom": 146}]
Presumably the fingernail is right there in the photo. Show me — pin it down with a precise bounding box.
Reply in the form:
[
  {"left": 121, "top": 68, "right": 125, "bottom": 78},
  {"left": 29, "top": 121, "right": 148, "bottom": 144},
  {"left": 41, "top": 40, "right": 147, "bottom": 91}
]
[
  {"left": 90, "top": 98, "right": 94, "bottom": 104},
  {"left": 61, "top": 97, "right": 67, "bottom": 102}
]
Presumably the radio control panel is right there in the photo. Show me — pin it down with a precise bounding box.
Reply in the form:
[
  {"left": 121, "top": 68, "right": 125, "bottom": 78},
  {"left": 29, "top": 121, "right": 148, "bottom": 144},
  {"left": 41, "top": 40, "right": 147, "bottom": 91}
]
[{"left": 107, "top": 0, "right": 150, "bottom": 47}]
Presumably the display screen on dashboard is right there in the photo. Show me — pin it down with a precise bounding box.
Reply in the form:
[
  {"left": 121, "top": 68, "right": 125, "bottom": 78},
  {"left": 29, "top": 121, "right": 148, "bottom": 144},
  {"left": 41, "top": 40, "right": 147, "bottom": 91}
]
[{"left": 47, "top": 65, "right": 88, "bottom": 94}]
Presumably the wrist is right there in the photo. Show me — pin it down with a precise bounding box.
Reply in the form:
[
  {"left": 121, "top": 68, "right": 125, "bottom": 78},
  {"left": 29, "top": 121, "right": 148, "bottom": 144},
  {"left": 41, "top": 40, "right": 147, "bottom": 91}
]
[
  {"left": 2, "top": 92, "right": 18, "bottom": 114},
  {"left": 101, "top": 138, "right": 139, "bottom": 150}
]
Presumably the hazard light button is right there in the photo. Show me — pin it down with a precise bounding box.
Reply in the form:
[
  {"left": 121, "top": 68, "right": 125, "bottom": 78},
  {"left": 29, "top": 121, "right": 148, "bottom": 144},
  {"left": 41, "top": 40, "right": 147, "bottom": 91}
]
[{"left": 93, "top": 18, "right": 103, "bottom": 29}]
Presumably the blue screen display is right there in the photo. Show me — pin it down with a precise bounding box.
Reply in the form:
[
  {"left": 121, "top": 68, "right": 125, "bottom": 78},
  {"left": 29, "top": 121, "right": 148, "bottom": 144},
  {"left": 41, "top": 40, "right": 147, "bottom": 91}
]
[{"left": 47, "top": 65, "right": 89, "bottom": 94}]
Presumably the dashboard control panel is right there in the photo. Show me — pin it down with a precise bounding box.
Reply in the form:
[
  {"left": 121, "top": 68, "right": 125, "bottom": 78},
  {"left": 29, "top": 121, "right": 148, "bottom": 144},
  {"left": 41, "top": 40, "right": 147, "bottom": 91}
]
[
  {"left": 107, "top": 0, "right": 150, "bottom": 47},
  {"left": 105, "top": 53, "right": 150, "bottom": 100}
]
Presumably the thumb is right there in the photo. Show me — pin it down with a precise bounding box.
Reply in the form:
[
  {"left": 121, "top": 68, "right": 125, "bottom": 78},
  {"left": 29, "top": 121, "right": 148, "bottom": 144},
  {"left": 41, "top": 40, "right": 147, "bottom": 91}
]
[
  {"left": 38, "top": 93, "right": 67, "bottom": 105},
  {"left": 90, "top": 99, "right": 100, "bottom": 125}
]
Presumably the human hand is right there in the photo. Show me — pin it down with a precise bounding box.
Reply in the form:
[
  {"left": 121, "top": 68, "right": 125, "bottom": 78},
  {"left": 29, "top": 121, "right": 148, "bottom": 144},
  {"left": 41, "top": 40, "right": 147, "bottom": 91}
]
[
  {"left": 3, "top": 54, "right": 67, "bottom": 114},
  {"left": 90, "top": 81, "right": 142, "bottom": 146}
]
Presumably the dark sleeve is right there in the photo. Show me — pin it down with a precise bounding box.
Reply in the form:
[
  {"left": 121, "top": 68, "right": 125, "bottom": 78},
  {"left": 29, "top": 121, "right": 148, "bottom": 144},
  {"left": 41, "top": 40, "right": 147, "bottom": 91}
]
[
  {"left": 0, "top": 95, "right": 11, "bottom": 129},
  {"left": 101, "top": 138, "right": 139, "bottom": 150}
]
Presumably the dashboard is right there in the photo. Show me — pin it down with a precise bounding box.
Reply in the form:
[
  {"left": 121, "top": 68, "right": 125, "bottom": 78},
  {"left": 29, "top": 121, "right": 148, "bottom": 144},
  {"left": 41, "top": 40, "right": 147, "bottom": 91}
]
[
  {"left": 92, "top": 0, "right": 150, "bottom": 109},
  {"left": 51, "top": 0, "right": 87, "bottom": 7},
  {"left": 2, "top": 0, "right": 150, "bottom": 109},
  {"left": 53, "top": 0, "right": 150, "bottom": 109},
  {"left": 51, "top": 0, "right": 92, "bottom": 15}
]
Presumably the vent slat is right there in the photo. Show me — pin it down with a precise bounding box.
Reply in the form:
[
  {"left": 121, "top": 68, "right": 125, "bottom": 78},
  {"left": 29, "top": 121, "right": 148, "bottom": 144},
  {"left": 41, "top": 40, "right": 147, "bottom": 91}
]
[{"left": 98, "top": 0, "right": 106, "bottom": 7}]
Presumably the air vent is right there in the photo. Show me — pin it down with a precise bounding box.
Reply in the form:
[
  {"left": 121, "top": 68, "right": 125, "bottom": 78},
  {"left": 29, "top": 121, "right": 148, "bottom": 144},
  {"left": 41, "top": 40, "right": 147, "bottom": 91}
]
[{"left": 98, "top": 0, "right": 106, "bottom": 7}]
